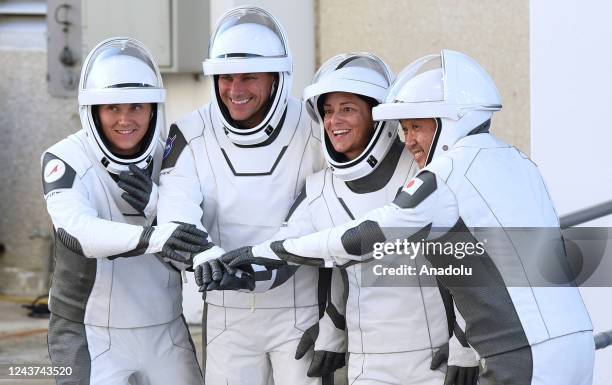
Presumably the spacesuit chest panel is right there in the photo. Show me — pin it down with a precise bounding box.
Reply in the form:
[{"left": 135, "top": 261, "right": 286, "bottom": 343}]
[
  {"left": 198, "top": 102, "right": 309, "bottom": 250},
  {"left": 199, "top": 102, "right": 321, "bottom": 308}
]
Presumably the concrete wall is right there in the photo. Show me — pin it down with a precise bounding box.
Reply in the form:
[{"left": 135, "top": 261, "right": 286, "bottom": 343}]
[
  {"left": 317, "top": 0, "right": 530, "bottom": 154},
  {"left": 0, "top": 48, "right": 77, "bottom": 296}
]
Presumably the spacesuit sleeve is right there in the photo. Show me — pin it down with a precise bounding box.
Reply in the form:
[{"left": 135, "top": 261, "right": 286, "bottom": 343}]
[
  {"left": 157, "top": 124, "right": 207, "bottom": 232},
  {"left": 42, "top": 152, "right": 155, "bottom": 259},
  {"left": 276, "top": 171, "right": 452, "bottom": 267}
]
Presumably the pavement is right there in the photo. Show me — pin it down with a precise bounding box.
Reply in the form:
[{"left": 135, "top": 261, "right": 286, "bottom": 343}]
[{"left": 0, "top": 297, "right": 203, "bottom": 384}]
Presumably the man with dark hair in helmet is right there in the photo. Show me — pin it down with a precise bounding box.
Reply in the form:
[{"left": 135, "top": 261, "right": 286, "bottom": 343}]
[
  {"left": 41, "top": 38, "right": 208, "bottom": 385},
  {"left": 156, "top": 6, "right": 329, "bottom": 385},
  {"left": 207, "top": 50, "right": 596, "bottom": 385},
  {"left": 199, "top": 52, "right": 480, "bottom": 385}
]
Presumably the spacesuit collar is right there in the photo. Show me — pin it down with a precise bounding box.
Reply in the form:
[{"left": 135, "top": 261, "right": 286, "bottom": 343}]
[
  {"left": 467, "top": 119, "right": 491, "bottom": 136},
  {"left": 346, "top": 138, "right": 403, "bottom": 194}
]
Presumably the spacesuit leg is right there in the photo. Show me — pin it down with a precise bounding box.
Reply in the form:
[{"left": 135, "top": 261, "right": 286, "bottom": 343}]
[
  {"left": 86, "top": 325, "right": 133, "bottom": 385},
  {"left": 87, "top": 318, "right": 203, "bottom": 385},
  {"left": 479, "top": 331, "right": 594, "bottom": 385},
  {"left": 529, "top": 331, "right": 594, "bottom": 385},
  {"left": 47, "top": 314, "right": 92, "bottom": 385},
  {"left": 269, "top": 338, "right": 320, "bottom": 385},
  {"left": 205, "top": 304, "right": 272, "bottom": 385},
  {"left": 348, "top": 351, "right": 445, "bottom": 385},
  {"left": 130, "top": 316, "right": 203, "bottom": 385}
]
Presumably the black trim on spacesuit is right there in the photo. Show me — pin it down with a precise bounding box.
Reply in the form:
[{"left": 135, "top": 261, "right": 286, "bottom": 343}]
[
  {"left": 284, "top": 186, "right": 307, "bottom": 222},
  {"left": 42, "top": 153, "right": 77, "bottom": 195},
  {"left": 317, "top": 268, "right": 332, "bottom": 318},
  {"left": 425, "top": 218, "right": 531, "bottom": 358},
  {"left": 234, "top": 108, "right": 287, "bottom": 148},
  {"left": 57, "top": 228, "right": 84, "bottom": 256},
  {"left": 425, "top": 118, "right": 442, "bottom": 166},
  {"left": 221, "top": 146, "right": 288, "bottom": 176},
  {"left": 467, "top": 119, "right": 491, "bottom": 136},
  {"left": 337, "top": 198, "right": 355, "bottom": 220},
  {"left": 392, "top": 171, "right": 437, "bottom": 209},
  {"left": 269, "top": 265, "right": 299, "bottom": 289},
  {"left": 326, "top": 301, "right": 346, "bottom": 331},
  {"left": 107, "top": 226, "right": 153, "bottom": 260},
  {"left": 270, "top": 240, "right": 326, "bottom": 267},
  {"left": 50, "top": 229, "right": 97, "bottom": 322},
  {"left": 340, "top": 220, "right": 386, "bottom": 256},
  {"left": 161, "top": 124, "right": 188, "bottom": 170},
  {"left": 346, "top": 139, "right": 404, "bottom": 194}
]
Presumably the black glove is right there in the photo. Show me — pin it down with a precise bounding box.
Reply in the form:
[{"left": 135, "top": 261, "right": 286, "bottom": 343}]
[
  {"left": 199, "top": 266, "right": 256, "bottom": 292},
  {"left": 295, "top": 323, "right": 346, "bottom": 378},
  {"left": 225, "top": 244, "right": 287, "bottom": 270},
  {"left": 158, "top": 223, "right": 210, "bottom": 265},
  {"left": 118, "top": 164, "right": 156, "bottom": 214},
  {"left": 194, "top": 248, "right": 256, "bottom": 292},
  {"left": 430, "top": 342, "right": 479, "bottom": 385}
]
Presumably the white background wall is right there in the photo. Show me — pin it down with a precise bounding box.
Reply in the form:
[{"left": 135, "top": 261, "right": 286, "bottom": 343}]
[{"left": 531, "top": 1, "right": 612, "bottom": 383}]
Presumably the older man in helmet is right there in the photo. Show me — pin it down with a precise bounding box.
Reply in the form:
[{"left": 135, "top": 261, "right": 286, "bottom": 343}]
[
  {"left": 156, "top": 6, "right": 335, "bottom": 385},
  {"left": 210, "top": 50, "right": 596, "bottom": 385}
]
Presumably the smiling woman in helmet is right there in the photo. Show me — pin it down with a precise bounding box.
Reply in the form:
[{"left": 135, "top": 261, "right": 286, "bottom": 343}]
[
  {"left": 96, "top": 102, "right": 153, "bottom": 155},
  {"left": 41, "top": 37, "right": 207, "bottom": 385}
]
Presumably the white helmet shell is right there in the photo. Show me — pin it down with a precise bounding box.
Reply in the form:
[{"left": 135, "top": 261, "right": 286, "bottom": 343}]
[
  {"left": 203, "top": 7, "right": 292, "bottom": 146},
  {"left": 78, "top": 37, "right": 165, "bottom": 174},
  {"left": 303, "top": 52, "right": 396, "bottom": 181},
  {"left": 373, "top": 49, "right": 501, "bottom": 165}
]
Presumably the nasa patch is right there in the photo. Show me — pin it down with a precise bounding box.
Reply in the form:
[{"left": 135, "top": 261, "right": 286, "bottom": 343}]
[
  {"left": 163, "top": 134, "right": 177, "bottom": 159},
  {"left": 44, "top": 159, "right": 66, "bottom": 183}
]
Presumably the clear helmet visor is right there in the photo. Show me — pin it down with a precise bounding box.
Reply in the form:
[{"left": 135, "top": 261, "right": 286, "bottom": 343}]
[
  {"left": 303, "top": 52, "right": 398, "bottom": 181},
  {"left": 77, "top": 37, "right": 165, "bottom": 174},
  {"left": 204, "top": 7, "right": 291, "bottom": 75},
  {"left": 79, "top": 38, "right": 165, "bottom": 106},
  {"left": 305, "top": 52, "right": 394, "bottom": 122},
  {"left": 375, "top": 50, "right": 501, "bottom": 122}
]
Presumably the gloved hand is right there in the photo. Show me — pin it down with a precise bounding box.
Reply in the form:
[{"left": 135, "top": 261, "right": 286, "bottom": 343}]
[
  {"left": 118, "top": 164, "right": 158, "bottom": 218},
  {"left": 147, "top": 222, "right": 210, "bottom": 269},
  {"left": 295, "top": 323, "right": 345, "bottom": 378},
  {"left": 225, "top": 243, "right": 287, "bottom": 270},
  {"left": 430, "top": 341, "right": 479, "bottom": 385},
  {"left": 194, "top": 246, "right": 257, "bottom": 292}
]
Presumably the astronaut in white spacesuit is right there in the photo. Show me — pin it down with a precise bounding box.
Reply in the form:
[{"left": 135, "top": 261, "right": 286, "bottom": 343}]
[
  {"left": 41, "top": 38, "right": 207, "bottom": 385},
  {"left": 156, "top": 6, "right": 334, "bottom": 385},
  {"left": 199, "top": 51, "right": 480, "bottom": 385},
  {"left": 206, "top": 50, "right": 596, "bottom": 385}
]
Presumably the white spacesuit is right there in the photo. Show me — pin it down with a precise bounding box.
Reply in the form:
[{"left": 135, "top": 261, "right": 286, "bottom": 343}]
[
  {"left": 219, "top": 50, "right": 596, "bottom": 385},
  {"left": 156, "top": 7, "right": 326, "bottom": 385},
  {"left": 42, "top": 38, "right": 205, "bottom": 385}
]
